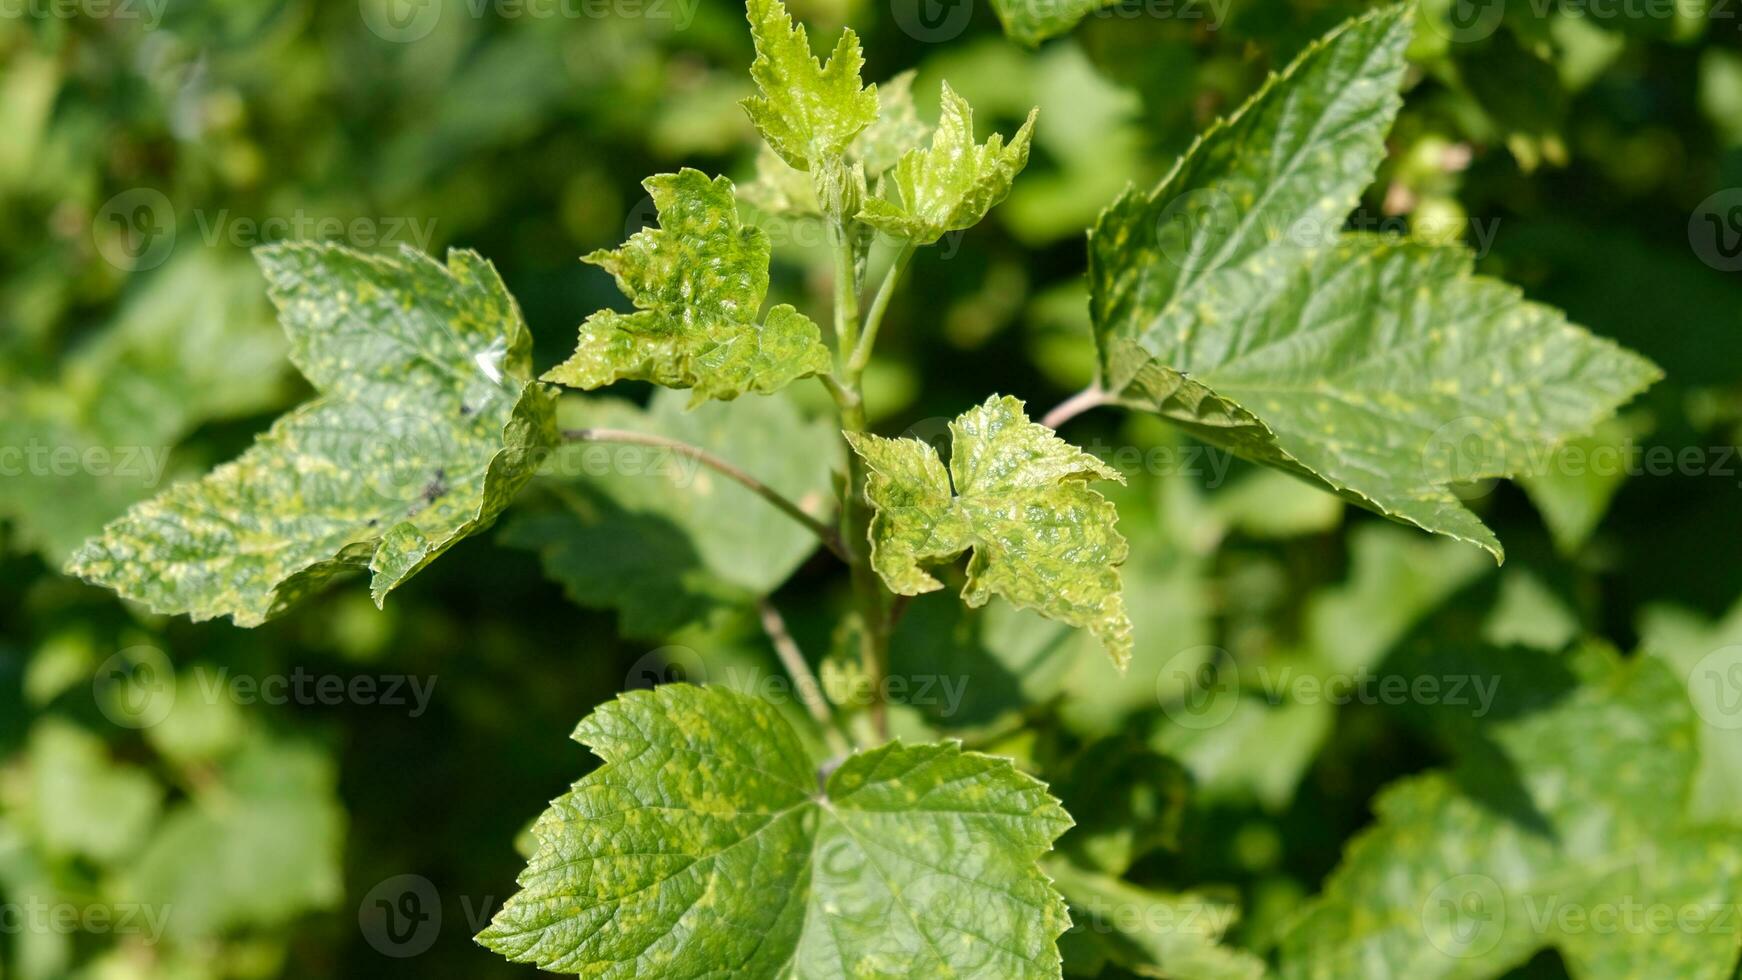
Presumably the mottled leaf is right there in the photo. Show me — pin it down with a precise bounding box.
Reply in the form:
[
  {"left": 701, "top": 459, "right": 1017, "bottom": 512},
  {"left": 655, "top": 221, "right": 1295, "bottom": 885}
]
[
  {"left": 741, "top": 0, "right": 878, "bottom": 173},
  {"left": 1089, "top": 8, "right": 1660, "bottom": 559},
  {"left": 545, "top": 170, "right": 830, "bottom": 404},
  {"left": 742, "top": 71, "right": 931, "bottom": 219},
  {"left": 991, "top": 0, "right": 1118, "bottom": 46},
  {"left": 1107, "top": 238, "right": 1660, "bottom": 561},
  {"left": 1279, "top": 652, "right": 1742, "bottom": 979},
  {"left": 1090, "top": 5, "right": 1412, "bottom": 372},
  {"left": 66, "top": 242, "right": 557, "bottom": 626},
  {"left": 478, "top": 684, "right": 1073, "bottom": 978},
  {"left": 505, "top": 390, "right": 839, "bottom": 639},
  {"left": 847, "top": 395, "right": 1132, "bottom": 665},
  {"left": 0, "top": 251, "right": 290, "bottom": 564},
  {"left": 860, "top": 83, "right": 1038, "bottom": 246}
]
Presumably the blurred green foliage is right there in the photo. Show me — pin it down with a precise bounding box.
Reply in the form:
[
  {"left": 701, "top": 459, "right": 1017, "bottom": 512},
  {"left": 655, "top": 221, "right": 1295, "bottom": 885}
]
[{"left": 3, "top": 0, "right": 1742, "bottom": 976}]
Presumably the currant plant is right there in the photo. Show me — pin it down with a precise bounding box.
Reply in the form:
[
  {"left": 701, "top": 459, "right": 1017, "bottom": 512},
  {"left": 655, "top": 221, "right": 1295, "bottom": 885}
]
[{"left": 63, "top": 2, "right": 1669, "bottom": 976}]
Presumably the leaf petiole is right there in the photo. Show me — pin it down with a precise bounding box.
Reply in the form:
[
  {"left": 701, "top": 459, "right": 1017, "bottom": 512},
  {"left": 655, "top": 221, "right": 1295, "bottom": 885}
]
[
  {"left": 1040, "top": 384, "right": 1110, "bottom": 430},
  {"left": 757, "top": 598, "right": 850, "bottom": 755},
  {"left": 559, "top": 427, "right": 848, "bottom": 561},
  {"left": 848, "top": 241, "right": 916, "bottom": 375}
]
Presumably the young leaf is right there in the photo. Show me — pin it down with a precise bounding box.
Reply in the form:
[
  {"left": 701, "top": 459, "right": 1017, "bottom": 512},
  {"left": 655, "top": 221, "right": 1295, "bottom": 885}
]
[
  {"left": 742, "top": 70, "right": 933, "bottom": 220},
  {"left": 1279, "top": 652, "right": 1742, "bottom": 978},
  {"left": 991, "top": 0, "right": 1117, "bottom": 46},
  {"left": 66, "top": 242, "right": 557, "bottom": 626},
  {"left": 741, "top": 0, "right": 879, "bottom": 173},
  {"left": 544, "top": 169, "right": 831, "bottom": 404},
  {"left": 504, "top": 390, "right": 840, "bottom": 639},
  {"left": 846, "top": 395, "right": 1132, "bottom": 666},
  {"left": 477, "top": 684, "right": 1074, "bottom": 977},
  {"left": 859, "top": 83, "right": 1039, "bottom": 246},
  {"left": 1108, "top": 237, "right": 1661, "bottom": 560},
  {"left": 853, "top": 70, "right": 930, "bottom": 180}
]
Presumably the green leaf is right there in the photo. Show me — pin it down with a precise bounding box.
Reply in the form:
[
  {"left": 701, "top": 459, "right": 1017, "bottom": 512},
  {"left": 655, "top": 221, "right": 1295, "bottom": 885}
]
[
  {"left": 1305, "top": 522, "right": 1489, "bottom": 673},
  {"left": 1106, "top": 238, "right": 1661, "bottom": 561},
  {"left": 1279, "top": 652, "right": 1742, "bottom": 979},
  {"left": 1518, "top": 414, "right": 1650, "bottom": 554},
  {"left": 991, "top": 0, "right": 1117, "bottom": 46},
  {"left": 1088, "top": 8, "right": 1662, "bottom": 560},
  {"left": 22, "top": 720, "right": 161, "bottom": 865},
  {"left": 859, "top": 84, "right": 1038, "bottom": 247},
  {"left": 1640, "top": 597, "right": 1742, "bottom": 821},
  {"left": 477, "top": 684, "right": 1074, "bottom": 977},
  {"left": 66, "top": 242, "right": 557, "bottom": 626},
  {"left": 1050, "top": 860, "right": 1266, "bottom": 980},
  {"left": 741, "top": 0, "right": 878, "bottom": 173},
  {"left": 119, "top": 734, "right": 345, "bottom": 939},
  {"left": 0, "top": 250, "right": 290, "bottom": 564},
  {"left": 1090, "top": 6, "right": 1413, "bottom": 371},
  {"left": 847, "top": 395, "right": 1133, "bottom": 666},
  {"left": 545, "top": 169, "right": 831, "bottom": 404},
  {"left": 505, "top": 390, "right": 840, "bottom": 639},
  {"left": 742, "top": 71, "right": 931, "bottom": 219},
  {"left": 854, "top": 70, "right": 930, "bottom": 181}
]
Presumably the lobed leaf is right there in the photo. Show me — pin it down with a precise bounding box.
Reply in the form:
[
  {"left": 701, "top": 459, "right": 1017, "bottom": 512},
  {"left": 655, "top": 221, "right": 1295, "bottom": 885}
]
[
  {"left": 741, "top": 0, "right": 879, "bottom": 173},
  {"left": 846, "top": 395, "right": 1132, "bottom": 666},
  {"left": 859, "top": 83, "right": 1038, "bottom": 247},
  {"left": 545, "top": 169, "right": 831, "bottom": 404},
  {"left": 1279, "top": 651, "right": 1742, "bottom": 979},
  {"left": 1089, "top": 7, "right": 1661, "bottom": 559},
  {"left": 478, "top": 684, "right": 1074, "bottom": 978},
  {"left": 1090, "top": 5, "right": 1412, "bottom": 365},
  {"left": 1108, "top": 237, "right": 1661, "bottom": 561},
  {"left": 66, "top": 242, "right": 556, "bottom": 626}
]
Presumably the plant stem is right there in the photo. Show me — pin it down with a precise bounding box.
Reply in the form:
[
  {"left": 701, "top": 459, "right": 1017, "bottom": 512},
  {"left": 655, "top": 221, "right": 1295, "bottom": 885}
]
[
  {"left": 848, "top": 243, "right": 915, "bottom": 375},
  {"left": 1041, "top": 385, "right": 1110, "bottom": 429},
  {"left": 560, "top": 428, "right": 847, "bottom": 561},
  {"left": 829, "top": 222, "right": 892, "bottom": 743},
  {"left": 832, "top": 226, "right": 861, "bottom": 376},
  {"left": 758, "top": 599, "right": 849, "bottom": 756}
]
